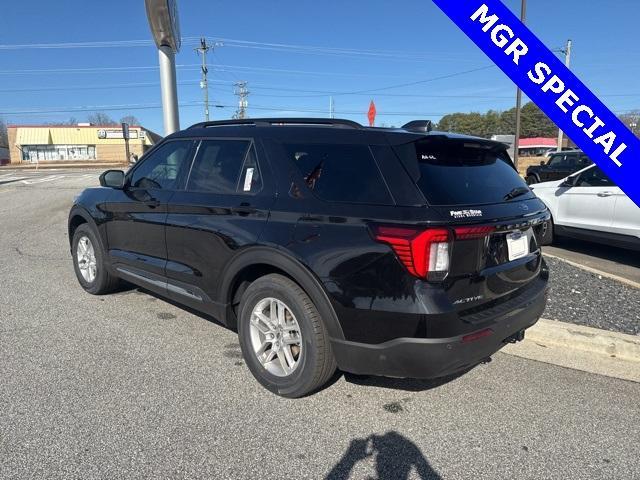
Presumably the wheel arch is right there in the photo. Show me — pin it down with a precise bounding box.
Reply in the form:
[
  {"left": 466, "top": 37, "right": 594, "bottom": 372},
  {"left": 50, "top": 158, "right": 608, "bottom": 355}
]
[
  {"left": 220, "top": 247, "right": 345, "bottom": 341},
  {"left": 68, "top": 206, "right": 103, "bottom": 250}
]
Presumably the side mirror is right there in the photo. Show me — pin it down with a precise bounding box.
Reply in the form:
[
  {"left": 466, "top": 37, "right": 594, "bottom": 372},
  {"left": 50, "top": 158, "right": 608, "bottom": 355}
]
[
  {"left": 99, "top": 170, "right": 125, "bottom": 189},
  {"left": 539, "top": 160, "right": 546, "bottom": 166},
  {"left": 560, "top": 176, "right": 576, "bottom": 188}
]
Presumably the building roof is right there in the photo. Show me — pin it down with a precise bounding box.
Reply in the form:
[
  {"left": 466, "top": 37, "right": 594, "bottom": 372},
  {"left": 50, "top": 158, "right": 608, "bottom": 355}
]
[
  {"left": 8, "top": 124, "right": 146, "bottom": 129},
  {"left": 519, "top": 137, "right": 557, "bottom": 148}
]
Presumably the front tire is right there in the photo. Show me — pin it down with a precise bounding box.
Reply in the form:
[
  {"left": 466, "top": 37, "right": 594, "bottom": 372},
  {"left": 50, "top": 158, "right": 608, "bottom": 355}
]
[
  {"left": 237, "top": 274, "right": 337, "bottom": 398},
  {"left": 72, "top": 224, "right": 120, "bottom": 295},
  {"left": 526, "top": 175, "right": 538, "bottom": 185}
]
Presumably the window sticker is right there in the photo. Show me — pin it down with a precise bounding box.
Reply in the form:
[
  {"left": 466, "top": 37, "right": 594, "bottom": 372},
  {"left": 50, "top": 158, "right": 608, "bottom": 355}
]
[{"left": 243, "top": 168, "right": 254, "bottom": 192}]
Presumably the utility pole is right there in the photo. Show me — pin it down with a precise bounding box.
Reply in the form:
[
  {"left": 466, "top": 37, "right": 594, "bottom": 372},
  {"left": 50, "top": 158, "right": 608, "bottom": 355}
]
[
  {"left": 145, "top": 0, "right": 181, "bottom": 135},
  {"left": 329, "top": 96, "right": 335, "bottom": 118},
  {"left": 195, "top": 37, "right": 211, "bottom": 121},
  {"left": 513, "top": 0, "right": 527, "bottom": 170},
  {"left": 233, "top": 81, "right": 249, "bottom": 119},
  {"left": 557, "top": 39, "right": 572, "bottom": 151}
]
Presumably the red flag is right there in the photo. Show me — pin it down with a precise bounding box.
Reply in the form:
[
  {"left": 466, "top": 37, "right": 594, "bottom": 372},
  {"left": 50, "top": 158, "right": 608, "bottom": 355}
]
[{"left": 367, "top": 100, "right": 377, "bottom": 127}]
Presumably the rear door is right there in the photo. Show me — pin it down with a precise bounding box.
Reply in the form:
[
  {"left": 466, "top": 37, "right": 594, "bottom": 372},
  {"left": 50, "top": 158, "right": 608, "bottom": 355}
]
[
  {"left": 104, "top": 139, "right": 195, "bottom": 279},
  {"left": 164, "top": 138, "right": 274, "bottom": 312},
  {"left": 610, "top": 187, "right": 640, "bottom": 240},
  {"left": 556, "top": 165, "right": 616, "bottom": 232}
]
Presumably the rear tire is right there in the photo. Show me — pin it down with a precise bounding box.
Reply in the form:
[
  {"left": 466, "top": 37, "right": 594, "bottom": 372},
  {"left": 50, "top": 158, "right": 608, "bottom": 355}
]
[
  {"left": 526, "top": 175, "right": 538, "bottom": 185},
  {"left": 237, "top": 274, "right": 337, "bottom": 398},
  {"left": 72, "top": 224, "right": 120, "bottom": 295},
  {"left": 540, "top": 217, "right": 554, "bottom": 246}
]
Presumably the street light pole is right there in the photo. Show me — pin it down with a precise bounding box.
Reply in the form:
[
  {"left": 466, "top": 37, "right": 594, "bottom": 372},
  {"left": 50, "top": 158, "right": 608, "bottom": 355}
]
[
  {"left": 145, "top": 0, "right": 182, "bottom": 135},
  {"left": 513, "top": 0, "right": 527, "bottom": 171},
  {"left": 158, "top": 45, "right": 180, "bottom": 134}
]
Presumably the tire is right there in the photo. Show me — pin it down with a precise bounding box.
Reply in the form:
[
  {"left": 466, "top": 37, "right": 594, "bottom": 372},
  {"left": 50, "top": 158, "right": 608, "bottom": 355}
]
[
  {"left": 72, "top": 224, "right": 120, "bottom": 295},
  {"left": 526, "top": 175, "right": 538, "bottom": 185},
  {"left": 540, "top": 217, "right": 554, "bottom": 246},
  {"left": 237, "top": 274, "right": 337, "bottom": 398}
]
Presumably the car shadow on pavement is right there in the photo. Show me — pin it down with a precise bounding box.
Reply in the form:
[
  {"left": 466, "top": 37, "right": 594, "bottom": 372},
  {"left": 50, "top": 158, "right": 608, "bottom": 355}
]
[
  {"left": 326, "top": 431, "right": 442, "bottom": 480},
  {"left": 342, "top": 366, "right": 475, "bottom": 392},
  {"left": 114, "top": 286, "right": 473, "bottom": 395}
]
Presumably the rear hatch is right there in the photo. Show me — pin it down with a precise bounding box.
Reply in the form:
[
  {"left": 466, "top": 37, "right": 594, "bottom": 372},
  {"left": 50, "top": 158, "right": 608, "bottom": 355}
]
[{"left": 391, "top": 135, "right": 549, "bottom": 313}]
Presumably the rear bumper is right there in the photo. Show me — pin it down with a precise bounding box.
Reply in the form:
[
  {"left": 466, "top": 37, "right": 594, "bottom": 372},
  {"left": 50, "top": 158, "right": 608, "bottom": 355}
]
[{"left": 331, "top": 280, "right": 548, "bottom": 379}]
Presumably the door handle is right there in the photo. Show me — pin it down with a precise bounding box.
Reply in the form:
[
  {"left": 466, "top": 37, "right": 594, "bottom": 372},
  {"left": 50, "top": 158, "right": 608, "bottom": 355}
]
[{"left": 597, "top": 192, "right": 613, "bottom": 197}]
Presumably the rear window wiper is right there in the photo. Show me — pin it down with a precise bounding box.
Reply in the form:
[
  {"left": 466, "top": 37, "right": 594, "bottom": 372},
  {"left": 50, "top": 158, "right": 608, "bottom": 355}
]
[{"left": 503, "top": 186, "right": 531, "bottom": 201}]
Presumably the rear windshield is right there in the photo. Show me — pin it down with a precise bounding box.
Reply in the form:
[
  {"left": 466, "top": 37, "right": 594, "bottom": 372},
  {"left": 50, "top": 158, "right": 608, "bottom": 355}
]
[{"left": 396, "top": 138, "right": 533, "bottom": 206}]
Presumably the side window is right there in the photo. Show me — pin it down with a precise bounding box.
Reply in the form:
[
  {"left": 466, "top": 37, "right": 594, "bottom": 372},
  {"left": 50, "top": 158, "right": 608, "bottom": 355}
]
[
  {"left": 564, "top": 154, "right": 578, "bottom": 167},
  {"left": 186, "top": 139, "right": 262, "bottom": 194},
  {"left": 548, "top": 154, "right": 565, "bottom": 167},
  {"left": 130, "top": 140, "right": 192, "bottom": 190},
  {"left": 575, "top": 166, "right": 616, "bottom": 187},
  {"left": 284, "top": 143, "right": 393, "bottom": 205}
]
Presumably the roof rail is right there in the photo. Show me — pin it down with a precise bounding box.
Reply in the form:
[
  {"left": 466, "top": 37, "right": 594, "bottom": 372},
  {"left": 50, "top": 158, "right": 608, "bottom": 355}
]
[
  {"left": 402, "top": 120, "right": 434, "bottom": 133},
  {"left": 188, "top": 118, "right": 363, "bottom": 130}
]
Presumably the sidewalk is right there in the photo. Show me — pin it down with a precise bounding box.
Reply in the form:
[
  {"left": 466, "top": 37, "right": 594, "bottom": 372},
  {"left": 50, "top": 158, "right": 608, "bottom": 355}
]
[{"left": 0, "top": 162, "right": 126, "bottom": 170}]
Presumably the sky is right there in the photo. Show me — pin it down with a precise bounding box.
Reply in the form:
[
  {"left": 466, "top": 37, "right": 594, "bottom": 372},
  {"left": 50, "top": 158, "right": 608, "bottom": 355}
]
[{"left": 0, "top": 0, "right": 639, "bottom": 135}]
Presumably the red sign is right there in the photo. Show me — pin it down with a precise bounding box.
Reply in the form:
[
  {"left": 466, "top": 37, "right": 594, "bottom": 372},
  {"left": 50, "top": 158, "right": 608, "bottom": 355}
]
[{"left": 367, "top": 100, "right": 377, "bottom": 127}]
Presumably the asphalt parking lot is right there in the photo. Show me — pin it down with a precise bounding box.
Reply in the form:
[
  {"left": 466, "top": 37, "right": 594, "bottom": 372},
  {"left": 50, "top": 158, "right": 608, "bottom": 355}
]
[{"left": 1, "top": 172, "right": 639, "bottom": 479}]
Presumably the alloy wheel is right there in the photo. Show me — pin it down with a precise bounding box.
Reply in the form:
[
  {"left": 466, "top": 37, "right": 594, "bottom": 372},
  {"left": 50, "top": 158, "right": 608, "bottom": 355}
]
[
  {"left": 249, "top": 297, "right": 302, "bottom": 377},
  {"left": 76, "top": 235, "right": 97, "bottom": 283}
]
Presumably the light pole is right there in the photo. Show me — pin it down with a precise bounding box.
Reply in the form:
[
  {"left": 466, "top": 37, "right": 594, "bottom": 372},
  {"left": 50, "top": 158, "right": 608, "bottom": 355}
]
[
  {"left": 145, "top": 0, "right": 182, "bottom": 135},
  {"left": 631, "top": 122, "right": 638, "bottom": 136},
  {"left": 513, "top": 0, "right": 526, "bottom": 170}
]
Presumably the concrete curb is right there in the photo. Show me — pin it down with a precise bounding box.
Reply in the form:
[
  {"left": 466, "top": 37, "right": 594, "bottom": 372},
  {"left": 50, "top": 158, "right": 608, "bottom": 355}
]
[
  {"left": 503, "top": 319, "right": 640, "bottom": 383},
  {"left": 543, "top": 252, "right": 640, "bottom": 290}
]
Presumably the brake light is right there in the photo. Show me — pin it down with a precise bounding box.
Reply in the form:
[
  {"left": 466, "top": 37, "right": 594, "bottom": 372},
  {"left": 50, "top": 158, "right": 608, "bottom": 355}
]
[
  {"left": 454, "top": 226, "right": 496, "bottom": 240},
  {"left": 372, "top": 225, "right": 451, "bottom": 280}
]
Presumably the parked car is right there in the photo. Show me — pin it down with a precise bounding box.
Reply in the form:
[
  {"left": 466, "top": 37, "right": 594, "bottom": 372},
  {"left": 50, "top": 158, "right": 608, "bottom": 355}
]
[
  {"left": 531, "top": 164, "right": 640, "bottom": 250},
  {"left": 68, "top": 118, "right": 550, "bottom": 397},
  {"left": 526, "top": 150, "right": 592, "bottom": 185}
]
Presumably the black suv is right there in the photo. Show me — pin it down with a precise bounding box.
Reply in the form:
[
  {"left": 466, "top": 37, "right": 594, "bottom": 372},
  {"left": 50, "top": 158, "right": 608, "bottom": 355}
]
[
  {"left": 69, "top": 118, "right": 550, "bottom": 397},
  {"left": 525, "top": 150, "right": 592, "bottom": 185}
]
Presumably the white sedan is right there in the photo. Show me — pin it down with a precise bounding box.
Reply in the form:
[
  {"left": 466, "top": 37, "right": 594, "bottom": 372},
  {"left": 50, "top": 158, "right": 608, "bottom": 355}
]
[{"left": 530, "top": 164, "right": 640, "bottom": 250}]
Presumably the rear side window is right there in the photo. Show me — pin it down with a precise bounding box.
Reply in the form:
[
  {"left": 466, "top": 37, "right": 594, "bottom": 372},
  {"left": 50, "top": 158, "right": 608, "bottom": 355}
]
[
  {"left": 187, "top": 140, "right": 262, "bottom": 194},
  {"left": 396, "top": 138, "right": 533, "bottom": 206},
  {"left": 284, "top": 143, "right": 392, "bottom": 204}
]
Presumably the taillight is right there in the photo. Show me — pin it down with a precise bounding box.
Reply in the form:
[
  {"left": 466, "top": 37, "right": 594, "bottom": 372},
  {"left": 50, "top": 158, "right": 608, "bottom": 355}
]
[
  {"left": 372, "top": 225, "right": 451, "bottom": 281},
  {"left": 454, "top": 226, "right": 496, "bottom": 240}
]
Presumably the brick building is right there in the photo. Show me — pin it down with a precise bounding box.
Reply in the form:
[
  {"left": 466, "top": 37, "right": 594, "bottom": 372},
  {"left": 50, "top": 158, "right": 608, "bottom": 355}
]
[{"left": 7, "top": 124, "right": 161, "bottom": 165}]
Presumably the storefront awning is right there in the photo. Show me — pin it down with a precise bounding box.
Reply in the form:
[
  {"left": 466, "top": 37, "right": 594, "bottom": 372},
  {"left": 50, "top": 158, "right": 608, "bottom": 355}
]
[{"left": 16, "top": 128, "right": 52, "bottom": 146}]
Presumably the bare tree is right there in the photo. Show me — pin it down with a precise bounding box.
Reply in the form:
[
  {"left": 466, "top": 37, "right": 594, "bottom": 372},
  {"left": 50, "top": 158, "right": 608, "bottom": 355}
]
[
  {"left": 119, "top": 115, "right": 140, "bottom": 126},
  {"left": 0, "top": 117, "right": 8, "bottom": 147},
  {"left": 87, "top": 112, "right": 117, "bottom": 126}
]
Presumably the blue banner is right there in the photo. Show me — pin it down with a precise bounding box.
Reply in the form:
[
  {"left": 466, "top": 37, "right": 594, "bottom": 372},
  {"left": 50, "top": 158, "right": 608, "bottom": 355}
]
[{"left": 432, "top": 0, "right": 640, "bottom": 207}]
